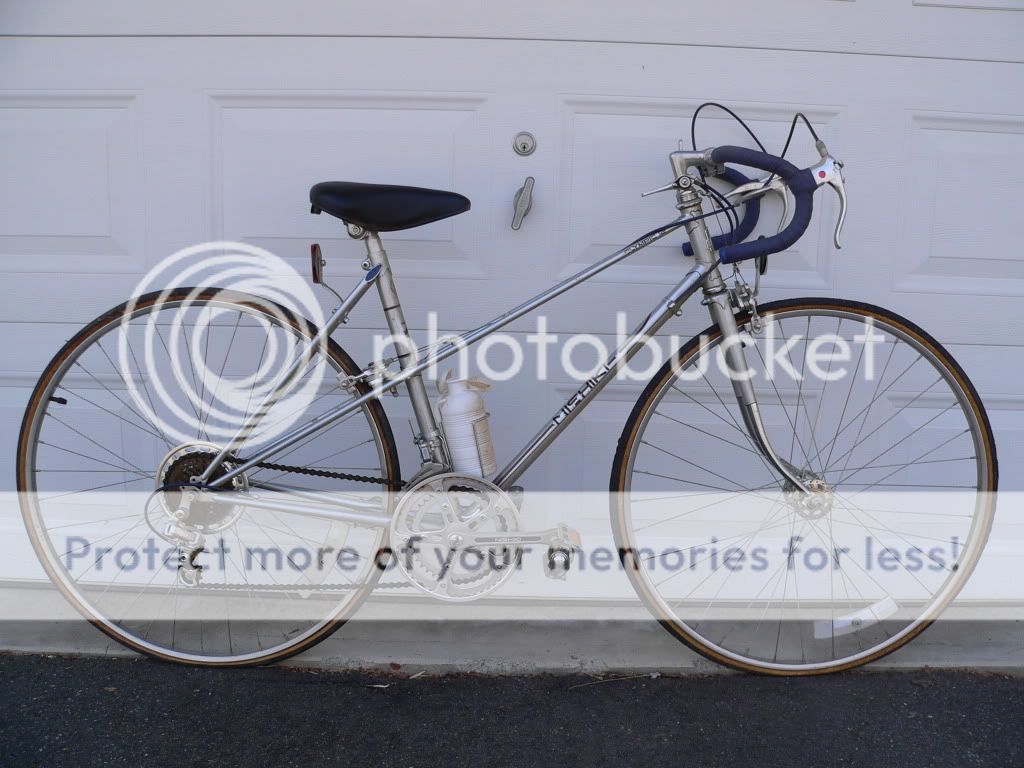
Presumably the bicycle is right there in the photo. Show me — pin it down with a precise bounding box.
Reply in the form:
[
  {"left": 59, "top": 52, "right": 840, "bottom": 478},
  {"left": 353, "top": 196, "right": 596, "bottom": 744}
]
[{"left": 17, "top": 109, "right": 998, "bottom": 674}]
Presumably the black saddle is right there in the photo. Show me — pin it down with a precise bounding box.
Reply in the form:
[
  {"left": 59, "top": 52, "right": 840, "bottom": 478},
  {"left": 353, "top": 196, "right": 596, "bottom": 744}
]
[{"left": 310, "top": 181, "right": 470, "bottom": 232}]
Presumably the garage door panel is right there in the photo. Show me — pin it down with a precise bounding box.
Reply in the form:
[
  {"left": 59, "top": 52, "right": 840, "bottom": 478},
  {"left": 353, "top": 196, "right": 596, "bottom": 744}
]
[
  {"left": 894, "top": 110, "right": 1024, "bottom": 296},
  {"left": 0, "top": 92, "right": 146, "bottom": 273},
  {"left": 212, "top": 92, "right": 495, "bottom": 281}
]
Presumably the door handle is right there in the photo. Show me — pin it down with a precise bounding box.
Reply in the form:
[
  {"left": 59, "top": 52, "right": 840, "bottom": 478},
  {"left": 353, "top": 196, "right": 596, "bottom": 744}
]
[{"left": 511, "top": 176, "right": 534, "bottom": 231}]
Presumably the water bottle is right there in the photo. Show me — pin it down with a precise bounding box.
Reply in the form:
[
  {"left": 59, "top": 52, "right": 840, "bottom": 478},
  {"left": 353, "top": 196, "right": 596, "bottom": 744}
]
[{"left": 437, "top": 372, "right": 497, "bottom": 477}]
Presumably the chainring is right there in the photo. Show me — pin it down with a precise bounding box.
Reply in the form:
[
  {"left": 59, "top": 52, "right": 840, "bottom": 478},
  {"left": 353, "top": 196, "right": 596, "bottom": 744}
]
[{"left": 390, "top": 473, "right": 521, "bottom": 601}]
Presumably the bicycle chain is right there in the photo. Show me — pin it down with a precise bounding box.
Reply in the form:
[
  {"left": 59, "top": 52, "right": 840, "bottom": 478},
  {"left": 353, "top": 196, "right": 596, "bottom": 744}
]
[
  {"left": 246, "top": 458, "right": 405, "bottom": 490},
  {"left": 182, "top": 458, "right": 409, "bottom": 591},
  {"left": 244, "top": 459, "right": 475, "bottom": 494}
]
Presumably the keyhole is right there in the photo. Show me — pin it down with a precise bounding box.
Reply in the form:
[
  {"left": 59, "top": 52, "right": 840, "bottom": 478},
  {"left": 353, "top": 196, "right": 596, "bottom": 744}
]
[{"left": 512, "top": 132, "right": 536, "bottom": 156}]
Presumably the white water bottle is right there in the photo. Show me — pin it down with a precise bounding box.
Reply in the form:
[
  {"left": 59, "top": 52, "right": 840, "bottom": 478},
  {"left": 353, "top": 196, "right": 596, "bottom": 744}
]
[{"left": 437, "top": 372, "right": 497, "bottom": 477}]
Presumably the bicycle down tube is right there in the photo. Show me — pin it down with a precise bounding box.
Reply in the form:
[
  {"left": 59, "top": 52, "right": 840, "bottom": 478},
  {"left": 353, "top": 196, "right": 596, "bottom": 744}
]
[
  {"left": 200, "top": 261, "right": 710, "bottom": 528},
  {"left": 202, "top": 214, "right": 697, "bottom": 489}
]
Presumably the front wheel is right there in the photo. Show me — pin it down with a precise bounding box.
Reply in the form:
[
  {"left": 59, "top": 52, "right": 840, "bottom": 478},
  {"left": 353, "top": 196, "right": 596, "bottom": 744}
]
[{"left": 611, "top": 298, "right": 997, "bottom": 675}]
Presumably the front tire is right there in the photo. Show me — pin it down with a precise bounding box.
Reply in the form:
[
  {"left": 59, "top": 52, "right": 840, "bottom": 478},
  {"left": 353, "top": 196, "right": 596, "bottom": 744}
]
[{"left": 611, "top": 298, "right": 997, "bottom": 675}]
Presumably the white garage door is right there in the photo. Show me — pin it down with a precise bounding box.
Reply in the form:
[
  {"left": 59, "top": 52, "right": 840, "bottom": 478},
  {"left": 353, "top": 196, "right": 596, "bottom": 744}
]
[{"left": 1, "top": 2, "right": 1021, "bottom": 560}]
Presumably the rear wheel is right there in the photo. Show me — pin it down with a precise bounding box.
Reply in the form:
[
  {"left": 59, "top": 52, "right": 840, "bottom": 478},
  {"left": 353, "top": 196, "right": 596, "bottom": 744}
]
[
  {"left": 17, "top": 287, "right": 401, "bottom": 666},
  {"left": 611, "top": 298, "right": 997, "bottom": 674}
]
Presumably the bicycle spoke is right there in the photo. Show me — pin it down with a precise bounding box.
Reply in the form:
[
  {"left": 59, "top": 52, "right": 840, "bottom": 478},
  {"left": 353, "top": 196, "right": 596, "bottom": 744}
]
[
  {"left": 620, "top": 304, "right": 990, "bottom": 671},
  {"left": 834, "top": 337, "right": 898, "bottom": 481},
  {"left": 198, "top": 310, "right": 243, "bottom": 437},
  {"left": 831, "top": 404, "right": 960, "bottom": 484},
  {"left": 24, "top": 293, "right": 391, "bottom": 663},
  {"left": 750, "top": 336, "right": 813, "bottom": 470},
  {"left": 631, "top": 482, "right": 778, "bottom": 533},
  {"left": 38, "top": 441, "right": 149, "bottom": 477},
  {"left": 822, "top": 337, "right": 865, "bottom": 471},
  {"left": 652, "top": 410, "right": 760, "bottom": 456},
  {"left": 804, "top": 353, "right": 925, "bottom": 471}
]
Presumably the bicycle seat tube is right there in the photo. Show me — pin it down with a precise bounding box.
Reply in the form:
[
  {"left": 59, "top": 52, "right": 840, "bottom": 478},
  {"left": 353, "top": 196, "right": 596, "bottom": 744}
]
[
  {"left": 364, "top": 232, "right": 448, "bottom": 468},
  {"left": 678, "top": 179, "right": 811, "bottom": 493}
]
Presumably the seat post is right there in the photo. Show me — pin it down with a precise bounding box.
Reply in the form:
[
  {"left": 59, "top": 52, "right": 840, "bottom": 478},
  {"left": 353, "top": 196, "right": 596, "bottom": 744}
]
[{"left": 363, "top": 232, "right": 447, "bottom": 467}]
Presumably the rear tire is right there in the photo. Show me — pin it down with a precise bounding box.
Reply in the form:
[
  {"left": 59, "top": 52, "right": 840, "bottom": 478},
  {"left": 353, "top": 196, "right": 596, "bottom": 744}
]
[{"left": 17, "top": 287, "right": 401, "bottom": 666}]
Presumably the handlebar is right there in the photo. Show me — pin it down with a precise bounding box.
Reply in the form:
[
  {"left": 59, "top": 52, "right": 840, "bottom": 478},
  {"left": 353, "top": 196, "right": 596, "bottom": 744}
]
[
  {"left": 707, "top": 146, "right": 818, "bottom": 265},
  {"left": 680, "top": 166, "right": 762, "bottom": 257}
]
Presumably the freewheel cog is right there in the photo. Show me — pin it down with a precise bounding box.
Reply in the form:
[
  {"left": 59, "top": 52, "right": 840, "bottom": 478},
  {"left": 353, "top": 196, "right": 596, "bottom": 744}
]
[
  {"left": 390, "top": 473, "right": 521, "bottom": 601},
  {"left": 156, "top": 441, "right": 248, "bottom": 532}
]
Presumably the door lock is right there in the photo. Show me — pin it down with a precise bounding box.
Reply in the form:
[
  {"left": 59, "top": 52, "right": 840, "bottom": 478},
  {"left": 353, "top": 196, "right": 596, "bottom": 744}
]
[{"left": 512, "top": 131, "right": 537, "bottom": 156}]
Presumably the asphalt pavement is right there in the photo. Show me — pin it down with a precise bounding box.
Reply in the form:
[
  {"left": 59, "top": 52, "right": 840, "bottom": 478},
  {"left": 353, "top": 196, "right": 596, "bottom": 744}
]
[{"left": 1, "top": 653, "right": 1021, "bottom": 767}]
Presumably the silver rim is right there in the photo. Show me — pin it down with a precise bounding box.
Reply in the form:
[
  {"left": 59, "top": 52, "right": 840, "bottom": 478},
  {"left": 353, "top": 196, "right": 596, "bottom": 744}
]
[
  {"left": 20, "top": 292, "right": 394, "bottom": 664},
  {"left": 618, "top": 304, "right": 994, "bottom": 673}
]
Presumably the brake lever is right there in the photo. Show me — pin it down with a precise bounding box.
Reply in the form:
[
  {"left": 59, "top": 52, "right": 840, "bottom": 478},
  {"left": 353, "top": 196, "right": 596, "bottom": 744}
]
[
  {"left": 810, "top": 141, "right": 847, "bottom": 249},
  {"left": 724, "top": 175, "right": 791, "bottom": 234}
]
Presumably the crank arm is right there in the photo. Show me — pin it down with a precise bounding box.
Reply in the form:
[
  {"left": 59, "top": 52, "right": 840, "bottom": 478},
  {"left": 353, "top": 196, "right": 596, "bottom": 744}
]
[
  {"left": 401, "top": 524, "right": 581, "bottom": 551},
  {"left": 464, "top": 524, "right": 581, "bottom": 550}
]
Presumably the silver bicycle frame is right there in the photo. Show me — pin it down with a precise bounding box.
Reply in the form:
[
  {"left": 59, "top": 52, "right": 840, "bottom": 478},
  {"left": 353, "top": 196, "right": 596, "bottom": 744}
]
[
  {"left": 200, "top": 164, "right": 809, "bottom": 523},
  {"left": 202, "top": 218, "right": 699, "bottom": 489}
]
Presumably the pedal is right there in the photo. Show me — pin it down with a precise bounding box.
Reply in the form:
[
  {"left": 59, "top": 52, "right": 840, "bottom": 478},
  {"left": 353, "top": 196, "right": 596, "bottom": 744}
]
[
  {"left": 542, "top": 523, "right": 581, "bottom": 581},
  {"left": 544, "top": 547, "right": 574, "bottom": 580}
]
